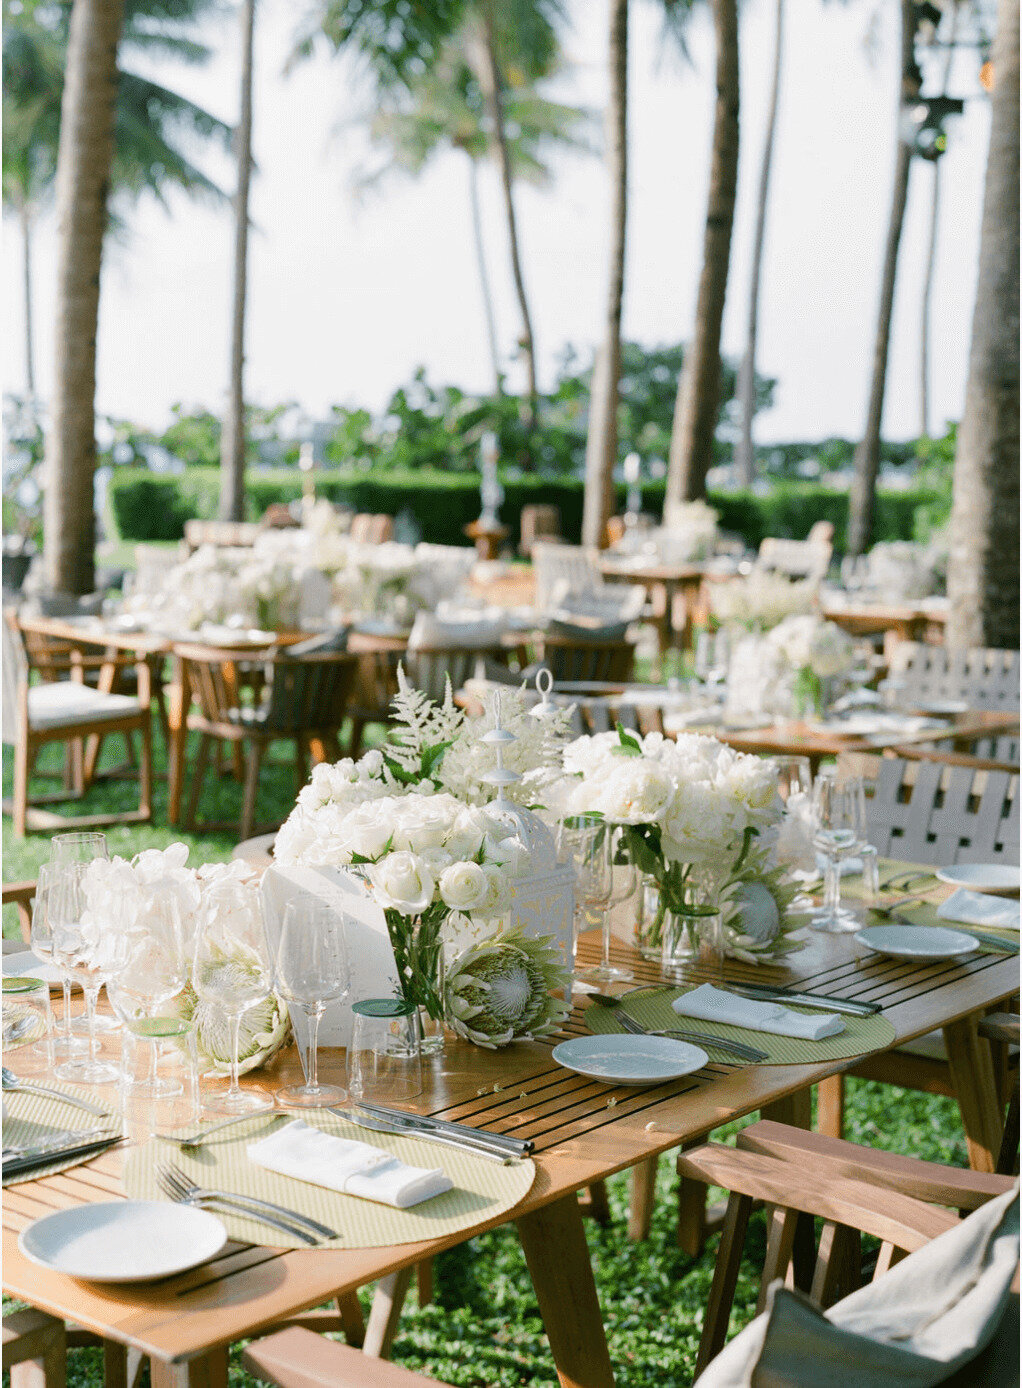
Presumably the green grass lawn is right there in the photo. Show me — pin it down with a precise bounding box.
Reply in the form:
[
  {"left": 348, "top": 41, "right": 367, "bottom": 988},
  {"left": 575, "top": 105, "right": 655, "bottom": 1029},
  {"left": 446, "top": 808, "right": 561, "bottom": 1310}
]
[{"left": 2, "top": 733, "right": 969, "bottom": 1387}]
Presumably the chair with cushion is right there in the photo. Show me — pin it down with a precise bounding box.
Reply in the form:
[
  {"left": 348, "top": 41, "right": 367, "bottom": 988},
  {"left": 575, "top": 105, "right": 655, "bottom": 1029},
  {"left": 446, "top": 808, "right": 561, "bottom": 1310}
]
[
  {"left": 177, "top": 643, "right": 358, "bottom": 838},
  {"left": 680, "top": 1120, "right": 1018, "bottom": 1384},
  {"left": 753, "top": 535, "right": 832, "bottom": 585},
  {"left": 530, "top": 630, "right": 636, "bottom": 684},
  {"left": 886, "top": 642, "right": 1020, "bottom": 714},
  {"left": 2, "top": 611, "right": 153, "bottom": 837}
]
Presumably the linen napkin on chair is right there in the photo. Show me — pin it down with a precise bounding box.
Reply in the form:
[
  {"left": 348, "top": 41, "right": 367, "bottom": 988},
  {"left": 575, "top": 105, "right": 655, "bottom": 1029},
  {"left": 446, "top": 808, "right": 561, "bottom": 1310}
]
[
  {"left": 672, "top": 984, "right": 845, "bottom": 1040},
  {"left": 247, "top": 1120, "right": 453, "bottom": 1209}
]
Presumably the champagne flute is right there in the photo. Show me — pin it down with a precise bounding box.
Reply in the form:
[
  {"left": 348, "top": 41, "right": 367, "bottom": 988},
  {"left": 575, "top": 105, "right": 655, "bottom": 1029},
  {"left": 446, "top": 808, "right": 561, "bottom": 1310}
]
[
  {"left": 28, "top": 863, "right": 87, "bottom": 1058},
  {"left": 271, "top": 896, "right": 350, "bottom": 1107},
  {"left": 50, "top": 863, "right": 120, "bottom": 1084},
  {"left": 50, "top": 833, "right": 119, "bottom": 1036},
  {"left": 192, "top": 895, "right": 274, "bottom": 1114},
  {"left": 810, "top": 770, "right": 866, "bottom": 933}
]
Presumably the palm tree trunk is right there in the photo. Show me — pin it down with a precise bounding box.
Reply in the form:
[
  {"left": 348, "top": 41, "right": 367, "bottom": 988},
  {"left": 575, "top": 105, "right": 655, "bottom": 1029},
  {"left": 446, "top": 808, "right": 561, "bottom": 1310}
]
[
  {"left": 734, "top": 0, "right": 783, "bottom": 488},
  {"left": 947, "top": 0, "right": 1019, "bottom": 647},
  {"left": 476, "top": 2, "right": 538, "bottom": 429},
  {"left": 220, "top": 0, "right": 255, "bottom": 523},
  {"left": 42, "top": 0, "right": 126, "bottom": 596},
  {"left": 582, "top": 0, "right": 629, "bottom": 550},
  {"left": 20, "top": 202, "right": 36, "bottom": 399},
  {"left": 847, "top": 0, "right": 921, "bottom": 555},
  {"left": 665, "top": 0, "right": 740, "bottom": 512},
  {"left": 919, "top": 4, "right": 958, "bottom": 439},
  {"left": 467, "top": 153, "right": 502, "bottom": 394}
]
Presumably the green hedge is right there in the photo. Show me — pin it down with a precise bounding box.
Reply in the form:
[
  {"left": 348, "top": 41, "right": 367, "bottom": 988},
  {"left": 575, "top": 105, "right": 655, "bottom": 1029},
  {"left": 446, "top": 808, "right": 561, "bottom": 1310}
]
[{"left": 106, "top": 466, "right": 943, "bottom": 553}]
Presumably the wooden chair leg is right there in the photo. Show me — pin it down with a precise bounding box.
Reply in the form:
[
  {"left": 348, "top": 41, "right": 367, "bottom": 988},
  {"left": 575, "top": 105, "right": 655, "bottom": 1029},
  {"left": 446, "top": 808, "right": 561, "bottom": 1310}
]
[
  {"left": 363, "top": 1266, "right": 415, "bottom": 1359},
  {"left": 100, "top": 1339, "right": 146, "bottom": 1388},
  {"left": 816, "top": 1075, "right": 844, "bottom": 1139},
  {"left": 415, "top": 1258, "right": 433, "bottom": 1306},
  {"left": 790, "top": 1209, "right": 816, "bottom": 1293},
  {"left": 694, "top": 1191, "right": 754, "bottom": 1378},
  {"left": 349, "top": 718, "right": 366, "bottom": 758},
  {"left": 83, "top": 733, "right": 102, "bottom": 786},
  {"left": 336, "top": 1291, "right": 365, "bottom": 1347},
  {"left": 677, "top": 1140, "right": 710, "bottom": 1256},
  {"left": 138, "top": 721, "right": 153, "bottom": 823},
  {"left": 757, "top": 1205, "right": 801, "bottom": 1312},
  {"left": 811, "top": 1221, "right": 861, "bottom": 1308},
  {"left": 183, "top": 734, "right": 212, "bottom": 831},
  {"left": 628, "top": 1156, "right": 658, "bottom": 1241},
  {"left": 586, "top": 1179, "right": 611, "bottom": 1225},
  {"left": 240, "top": 740, "right": 264, "bottom": 841},
  {"left": 3, "top": 1307, "right": 67, "bottom": 1388},
  {"left": 13, "top": 732, "right": 31, "bottom": 838},
  {"left": 294, "top": 739, "right": 309, "bottom": 791}
]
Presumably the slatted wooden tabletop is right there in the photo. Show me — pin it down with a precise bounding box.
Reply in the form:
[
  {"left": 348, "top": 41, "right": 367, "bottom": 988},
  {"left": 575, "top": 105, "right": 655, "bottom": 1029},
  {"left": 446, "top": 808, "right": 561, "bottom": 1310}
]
[{"left": 3, "top": 888, "right": 1017, "bottom": 1388}]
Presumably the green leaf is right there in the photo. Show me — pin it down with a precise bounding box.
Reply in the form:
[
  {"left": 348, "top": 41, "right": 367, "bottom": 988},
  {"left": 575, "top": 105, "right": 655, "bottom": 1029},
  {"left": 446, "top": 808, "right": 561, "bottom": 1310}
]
[{"left": 611, "top": 723, "right": 643, "bottom": 756}]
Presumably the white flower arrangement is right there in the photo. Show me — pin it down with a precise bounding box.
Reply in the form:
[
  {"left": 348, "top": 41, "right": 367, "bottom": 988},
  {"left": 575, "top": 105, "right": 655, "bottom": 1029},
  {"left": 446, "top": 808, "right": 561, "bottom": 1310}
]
[
  {"left": 710, "top": 574, "right": 817, "bottom": 631},
  {"left": 767, "top": 614, "right": 855, "bottom": 679}
]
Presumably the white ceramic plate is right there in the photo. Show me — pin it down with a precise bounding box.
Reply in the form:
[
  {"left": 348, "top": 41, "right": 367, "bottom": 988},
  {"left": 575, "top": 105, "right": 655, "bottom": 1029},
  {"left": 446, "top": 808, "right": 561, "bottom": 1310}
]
[
  {"left": 552, "top": 1034, "right": 708, "bottom": 1086},
  {"left": 935, "top": 864, "right": 1021, "bottom": 896},
  {"left": 854, "top": 924, "right": 978, "bottom": 961},
  {"left": 2, "top": 951, "right": 63, "bottom": 989},
  {"left": 19, "top": 1201, "right": 227, "bottom": 1283}
]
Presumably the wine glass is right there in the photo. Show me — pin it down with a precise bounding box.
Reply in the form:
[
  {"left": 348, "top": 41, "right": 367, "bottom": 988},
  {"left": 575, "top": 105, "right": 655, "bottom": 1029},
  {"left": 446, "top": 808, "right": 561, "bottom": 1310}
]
[
  {"left": 769, "top": 756, "right": 813, "bottom": 807},
  {"left": 50, "top": 833, "right": 119, "bottom": 1036},
  {"left": 50, "top": 863, "right": 120, "bottom": 1084},
  {"left": 271, "top": 896, "right": 350, "bottom": 1107},
  {"left": 29, "top": 863, "right": 87, "bottom": 1059},
  {"left": 106, "top": 899, "right": 190, "bottom": 1097},
  {"left": 192, "top": 893, "right": 274, "bottom": 1114},
  {"left": 810, "top": 770, "right": 866, "bottom": 933}
]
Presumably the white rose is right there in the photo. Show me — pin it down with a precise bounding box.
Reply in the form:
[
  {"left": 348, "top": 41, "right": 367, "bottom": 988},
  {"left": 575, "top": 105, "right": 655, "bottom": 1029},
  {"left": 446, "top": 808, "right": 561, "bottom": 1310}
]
[
  {"left": 368, "top": 852, "right": 436, "bottom": 914},
  {"left": 474, "top": 863, "right": 512, "bottom": 919},
  {"left": 439, "top": 861, "right": 492, "bottom": 912},
  {"left": 445, "top": 806, "right": 493, "bottom": 859},
  {"left": 339, "top": 804, "right": 394, "bottom": 862},
  {"left": 484, "top": 835, "right": 532, "bottom": 876}
]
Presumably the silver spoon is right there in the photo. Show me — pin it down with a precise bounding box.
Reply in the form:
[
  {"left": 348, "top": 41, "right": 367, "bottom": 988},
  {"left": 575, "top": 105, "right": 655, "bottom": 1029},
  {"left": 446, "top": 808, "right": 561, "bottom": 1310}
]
[{"left": 1, "top": 1066, "right": 110, "bottom": 1117}]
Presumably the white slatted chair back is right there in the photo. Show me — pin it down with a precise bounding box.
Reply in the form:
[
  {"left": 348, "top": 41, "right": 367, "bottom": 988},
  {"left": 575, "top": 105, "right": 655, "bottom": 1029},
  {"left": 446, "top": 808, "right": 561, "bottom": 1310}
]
[
  {"left": 887, "top": 643, "right": 1021, "bottom": 714},
  {"left": 754, "top": 536, "right": 832, "bottom": 584},
  {"left": 532, "top": 542, "right": 602, "bottom": 610},
  {"left": 2, "top": 612, "right": 26, "bottom": 747},
  {"left": 405, "top": 646, "right": 505, "bottom": 705},
  {"left": 863, "top": 756, "right": 1020, "bottom": 866}
]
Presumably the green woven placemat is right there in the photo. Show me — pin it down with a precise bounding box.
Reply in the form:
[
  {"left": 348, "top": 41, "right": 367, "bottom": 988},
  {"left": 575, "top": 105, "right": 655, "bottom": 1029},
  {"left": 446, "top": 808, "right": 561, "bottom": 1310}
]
[
  {"left": 2, "top": 1079, "right": 121, "bottom": 1187},
  {"left": 584, "top": 987, "right": 896, "bottom": 1064},
  {"left": 124, "top": 1111, "right": 535, "bottom": 1250},
  {"left": 842, "top": 869, "right": 1019, "bottom": 955}
]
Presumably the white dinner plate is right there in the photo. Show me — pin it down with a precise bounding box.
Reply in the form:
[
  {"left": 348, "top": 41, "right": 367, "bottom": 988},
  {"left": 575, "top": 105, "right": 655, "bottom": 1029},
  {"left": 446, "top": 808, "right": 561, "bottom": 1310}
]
[
  {"left": 551, "top": 1034, "right": 708, "bottom": 1086},
  {"left": 19, "top": 1201, "right": 227, "bottom": 1283},
  {"left": 854, "top": 924, "right": 978, "bottom": 962},
  {"left": 935, "top": 864, "right": 1021, "bottom": 897},
  {"left": 2, "top": 951, "right": 64, "bottom": 989}
]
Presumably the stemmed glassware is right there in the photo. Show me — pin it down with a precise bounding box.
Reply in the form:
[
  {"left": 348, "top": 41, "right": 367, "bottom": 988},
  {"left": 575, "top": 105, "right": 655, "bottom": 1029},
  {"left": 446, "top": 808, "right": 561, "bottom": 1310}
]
[
  {"left": 49, "top": 863, "right": 120, "bottom": 1084},
  {"left": 810, "top": 769, "right": 867, "bottom": 933},
  {"left": 28, "top": 862, "right": 86, "bottom": 1059},
  {"left": 271, "top": 896, "right": 350, "bottom": 1108},
  {"left": 50, "top": 833, "right": 119, "bottom": 1036},
  {"left": 192, "top": 891, "right": 274, "bottom": 1114},
  {"left": 769, "top": 756, "right": 813, "bottom": 806}
]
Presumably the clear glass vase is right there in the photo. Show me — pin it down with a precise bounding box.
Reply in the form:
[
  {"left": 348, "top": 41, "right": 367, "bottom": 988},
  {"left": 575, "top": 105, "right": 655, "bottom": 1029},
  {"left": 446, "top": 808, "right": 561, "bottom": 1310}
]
[
  {"left": 660, "top": 866, "right": 726, "bottom": 982},
  {"left": 634, "top": 877, "right": 666, "bottom": 962},
  {"left": 384, "top": 906, "right": 448, "bottom": 1056}
]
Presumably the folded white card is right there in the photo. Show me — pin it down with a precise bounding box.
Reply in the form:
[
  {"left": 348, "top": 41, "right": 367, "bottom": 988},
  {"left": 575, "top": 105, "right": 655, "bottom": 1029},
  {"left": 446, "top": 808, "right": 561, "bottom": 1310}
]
[
  {"left": 247, "top": 1120, "right": 453, "bottom": 1209},
  {"left": 672, "top": 984, "right": 845, "bottom": 1040},
  {"left": 937, "top": 889, "right": 1021, "bottom": 931}
]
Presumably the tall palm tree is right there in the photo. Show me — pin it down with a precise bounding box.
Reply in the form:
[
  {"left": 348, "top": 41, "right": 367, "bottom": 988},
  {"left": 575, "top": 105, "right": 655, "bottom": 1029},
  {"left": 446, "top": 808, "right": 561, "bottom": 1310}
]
[
  {"left": 220, "top": 0, "right": 256, "bottom": 524},
  {"left": 356, "top": 43, "right": 593, "bottom": 396},
  {"left": 42, "top": 0, "right": 126, "bottom": 596},
  {"left": 664, "top": 0, "right": 740, "bottom": 511},
  {"left": 733, "top": 0, "right": 783, "bottom": 487},
  {"left": 947, "top": 0, "right": 1019, "bottom": 647},
  {"left": 847, "top": 0, "right": 923, "bottom": 555},
  {"left": 581, "top": 0, "right": 628, "bottom": 550}
]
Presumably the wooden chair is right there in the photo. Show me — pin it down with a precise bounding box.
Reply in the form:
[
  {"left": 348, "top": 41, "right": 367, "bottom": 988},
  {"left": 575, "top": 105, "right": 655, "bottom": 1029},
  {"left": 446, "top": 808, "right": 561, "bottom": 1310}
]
[
  {"left": 531, "top": 633, "right": 636, "bottom": 684},
  {"left": 346, "top": 633, "right": 407, "bottom": 756},
  {"left": 2, "top": 612, "right": 153, "bottom": 837},
  {"left": 887, "top": 642, "right": 1021, "bottom": 713},
  {"left": 350, "top": 513, "right": 394, "bottom": 544},
  {"left": 242, "top": 1325, "right": 449, "bottom": 1388},
  {"left": 753, "top": 534, "right": 832, "bottom": 584},
  {"left": 2, "top": 1308, "right": 67, "bottom": 1388},
  {"left": 405, "top": 645, "right": 507, "bottom": 705},
  {"left": 519, "top": 503, "right": 561, "bottom": 556},
  {"left": 679, "top": 1119, "right": 1016, "bottom": 1379},
  {"left": 531, "top": 541, "right": 602, "bottom": 609},
  {"left": 2, "top": 880, "right": 36, "bottom": 941},
  {"left": 178, "top": 644, "right": 358, "bottom": 838}
]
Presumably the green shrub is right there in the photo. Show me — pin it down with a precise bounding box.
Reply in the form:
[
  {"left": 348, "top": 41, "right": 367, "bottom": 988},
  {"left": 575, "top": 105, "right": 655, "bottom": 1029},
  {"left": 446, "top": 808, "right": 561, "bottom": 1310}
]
[{"left": 106, "top": 466, "right": 943, "bottom": 553}]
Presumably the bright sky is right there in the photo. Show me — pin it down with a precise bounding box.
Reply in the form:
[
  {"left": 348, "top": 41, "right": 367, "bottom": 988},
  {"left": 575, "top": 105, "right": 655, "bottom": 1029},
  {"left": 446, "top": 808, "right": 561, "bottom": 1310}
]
[{"left": 2, "top": 0, "right": 991, "bottom": 446}]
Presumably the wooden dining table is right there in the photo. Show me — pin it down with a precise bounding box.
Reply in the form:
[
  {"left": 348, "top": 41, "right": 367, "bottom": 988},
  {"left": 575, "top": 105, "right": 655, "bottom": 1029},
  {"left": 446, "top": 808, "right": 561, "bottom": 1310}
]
[{"left": 3, "top": 886, "right": 1016, "bottom": 1388}]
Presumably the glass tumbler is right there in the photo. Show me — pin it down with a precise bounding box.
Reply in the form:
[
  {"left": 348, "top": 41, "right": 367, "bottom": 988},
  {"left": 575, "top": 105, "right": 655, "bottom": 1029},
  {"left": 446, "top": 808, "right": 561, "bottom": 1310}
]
[
  {"left": 349, "top": 999, "right": 423, "bottom": 1107},
  {"left": 2, "top": 976, "right": 54, "bottom": 1075}
]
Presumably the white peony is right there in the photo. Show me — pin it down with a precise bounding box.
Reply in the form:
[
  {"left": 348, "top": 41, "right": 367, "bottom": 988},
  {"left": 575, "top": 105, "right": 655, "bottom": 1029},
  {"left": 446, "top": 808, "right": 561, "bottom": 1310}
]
[{"left": 368, "top": 852, "right": 437, "bottom": 914}]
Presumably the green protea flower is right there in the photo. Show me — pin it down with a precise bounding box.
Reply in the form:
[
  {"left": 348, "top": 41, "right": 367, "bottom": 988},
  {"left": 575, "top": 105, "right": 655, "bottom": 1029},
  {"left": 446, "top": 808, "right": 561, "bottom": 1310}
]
[
  {"left": 168, "top": 976, "right": 292, "bottom": 1076},
  {"left": 443, "top": 929, "right": 570, "bottom": 1049}
]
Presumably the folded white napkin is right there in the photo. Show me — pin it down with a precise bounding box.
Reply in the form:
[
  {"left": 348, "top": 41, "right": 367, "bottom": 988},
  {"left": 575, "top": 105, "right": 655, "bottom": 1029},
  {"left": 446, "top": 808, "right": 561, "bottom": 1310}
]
[
  {"left": 672, "top": 984, "right": 845, "bottom": 1041},
  {"left": 247, "top": 1120, "right": 453, "bottom": 1209},
  {"left": 937, "top": 889, "right": 1021, "bottom": 931}
]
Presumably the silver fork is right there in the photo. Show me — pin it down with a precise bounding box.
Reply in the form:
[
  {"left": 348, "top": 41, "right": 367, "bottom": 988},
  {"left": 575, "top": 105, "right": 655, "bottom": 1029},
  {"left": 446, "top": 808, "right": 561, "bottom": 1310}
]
[
  {"left": 154, "top": 1160, "right": 338, "bottom": 1245},
  {"left": 609, "top": 1009, "right": 768, "bottom": 1062}
]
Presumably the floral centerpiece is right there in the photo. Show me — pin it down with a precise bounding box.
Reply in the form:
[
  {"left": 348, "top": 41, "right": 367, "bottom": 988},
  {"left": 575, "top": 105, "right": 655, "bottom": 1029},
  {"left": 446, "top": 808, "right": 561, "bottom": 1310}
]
[
  {"left": 272, "top": 675, "right": 574, "bottom": 1048},
  {"left": 710, "top": 573, "right": 817, "bottom": 632},
  {"left": 767, "top": 614, "right": 855, "bottom": 718},
  {"left": 81, "top": 847, "right": 291, "bottom": 1075},
  {"left": 552, "top": 727, "right": 809, "bottom": 964}
]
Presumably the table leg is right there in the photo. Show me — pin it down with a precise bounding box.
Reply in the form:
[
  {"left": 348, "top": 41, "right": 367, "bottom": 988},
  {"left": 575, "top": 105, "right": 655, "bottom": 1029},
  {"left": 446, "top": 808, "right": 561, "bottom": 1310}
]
[
  {"left": 943, "top": 1013, "right": 1004, "bottom": 1173},
  {"left": 516, "top": 1193, "right": 616, "bottom": 1388},
  {"left": 167, "top": 656, "right": 189, "bottom": 826},
  {"left": 761, "top": 1087, "right": 812, "bottom": 1129},
  {"left": 150, "top": 1348, "right": 228, "bottom": 1388}
]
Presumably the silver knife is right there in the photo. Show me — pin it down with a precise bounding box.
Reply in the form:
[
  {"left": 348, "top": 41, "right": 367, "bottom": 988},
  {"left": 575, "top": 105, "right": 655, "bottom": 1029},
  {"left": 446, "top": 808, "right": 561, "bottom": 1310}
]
[
  {"left": 2, "top": 1135, "right": 121, "bottom": 1179},
  {"left": 349, "top": 1102, "right": 533, "bottom": 1156},
  {"left": 346, "top": 1109, "right": 520, "bottom": 1163},
  {"left": 963, "top": 931, "right": 1020, "bottom": 954},
  {"left": 727, "top": 985, "right": 881, "bottom": 1016}
]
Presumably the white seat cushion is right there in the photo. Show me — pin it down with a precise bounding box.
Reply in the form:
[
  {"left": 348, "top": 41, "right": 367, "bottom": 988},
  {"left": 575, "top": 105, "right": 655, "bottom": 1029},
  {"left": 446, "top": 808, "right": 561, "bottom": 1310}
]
[{"left": 27, "top": 681, "right": 143, "bottom": 731}]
